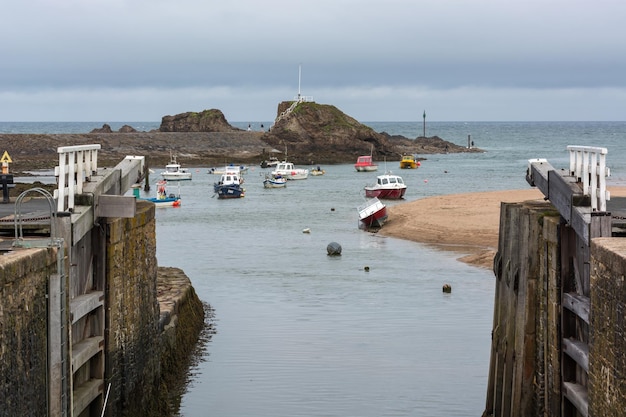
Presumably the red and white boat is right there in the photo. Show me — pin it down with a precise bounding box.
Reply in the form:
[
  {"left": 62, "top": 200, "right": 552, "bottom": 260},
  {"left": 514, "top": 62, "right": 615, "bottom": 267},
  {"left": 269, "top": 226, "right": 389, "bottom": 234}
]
[
  {"left": 364, "top": 172, "right": 407, "bottom": 199},
  {"left": 357, "top": 197, "right": 388, "bottom": 229},
  {"left": 354, "top": 155, "right": 378, "bottom": 172}
]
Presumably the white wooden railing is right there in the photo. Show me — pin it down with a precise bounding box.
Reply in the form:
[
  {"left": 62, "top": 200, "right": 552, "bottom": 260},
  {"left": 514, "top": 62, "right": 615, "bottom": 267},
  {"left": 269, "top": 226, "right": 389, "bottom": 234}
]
[
  {"left": 274, "top": 95, "right": 314, "bottom": 125},
  {"left": 567, "top": 145, "right": 610, "bottom": 212},
  {"left": 54, "top": 144, "right": 101, "bottom": 212}
]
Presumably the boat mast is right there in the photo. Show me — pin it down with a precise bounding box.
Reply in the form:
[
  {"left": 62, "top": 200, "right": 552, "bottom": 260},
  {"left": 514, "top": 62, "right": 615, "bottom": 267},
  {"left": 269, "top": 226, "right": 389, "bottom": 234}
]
[{"left": 298, "top": 63, "right": 302, "bottom": 101}]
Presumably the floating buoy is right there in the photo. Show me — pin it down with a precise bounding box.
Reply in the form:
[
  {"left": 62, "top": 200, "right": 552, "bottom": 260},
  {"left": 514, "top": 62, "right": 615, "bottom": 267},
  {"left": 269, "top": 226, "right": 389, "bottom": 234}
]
[
  {"left": 327, "top": 242, "right": 342, "bottom": 256},
  {"left": 424, "top": 179, "right": 429, "bottom": 183},
  {"left": 442, "top": 283, "right": 452, "bottom": 293}
]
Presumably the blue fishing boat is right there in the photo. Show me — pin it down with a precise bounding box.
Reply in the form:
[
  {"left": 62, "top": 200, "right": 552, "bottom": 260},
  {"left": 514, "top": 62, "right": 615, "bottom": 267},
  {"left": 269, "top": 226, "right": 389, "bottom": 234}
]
[
  {"left": 140, "top": 180, "right": 181, "bottom": 207},
  {"left": 213, "top": 169, "right": 245, "bottom": 199}
]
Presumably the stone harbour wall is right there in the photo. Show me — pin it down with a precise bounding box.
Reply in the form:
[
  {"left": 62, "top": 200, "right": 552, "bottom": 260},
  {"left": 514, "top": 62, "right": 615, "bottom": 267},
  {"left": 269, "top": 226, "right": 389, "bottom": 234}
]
[
  {"left": 589, "top": 238, "right": 626, "bottom": 416},
  {"left": 0, "top": 199, "right": 206, "bottom": 417},
  {"left": 0, "top": 248, "right": 59, "bottom": 417},
  {"left": 105, "top": 200, "right": 164, "bottom": 416}
]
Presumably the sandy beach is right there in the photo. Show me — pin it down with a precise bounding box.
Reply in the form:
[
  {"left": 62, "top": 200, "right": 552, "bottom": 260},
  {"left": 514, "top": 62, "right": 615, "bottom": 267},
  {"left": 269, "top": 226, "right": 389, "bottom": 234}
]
[{"left": 380, "top": 187, "right": 626, "bottom": 269}]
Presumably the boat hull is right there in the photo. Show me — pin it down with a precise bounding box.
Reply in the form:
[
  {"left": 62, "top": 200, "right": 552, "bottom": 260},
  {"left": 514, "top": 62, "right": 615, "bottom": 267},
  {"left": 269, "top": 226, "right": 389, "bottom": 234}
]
[
  {"left": 364, "top": 187, "right": 406, "bottom": 199},
  {"left": 146, "top": 197, "right": 182, "bottom": 207},
  {"left": 355, "top": 165, "right": 378, "bottom": 172},
  {"left": 263, "top": 179, "right": 287, "bottom": 188},
  {"left": 161, "top": 173, "right": 192, "bottom": 181},
  {"left": 214, "top": 185, "right": 245, "bottom": 199},
  {"left": 272, "top": 169, "right": 309, "bottom": 180}
]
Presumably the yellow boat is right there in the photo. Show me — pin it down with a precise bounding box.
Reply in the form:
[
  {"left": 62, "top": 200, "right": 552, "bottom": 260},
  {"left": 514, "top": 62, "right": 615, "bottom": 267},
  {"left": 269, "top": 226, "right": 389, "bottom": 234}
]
[{"left": 400, "top": 154, "right": 420, "bottom": 169}]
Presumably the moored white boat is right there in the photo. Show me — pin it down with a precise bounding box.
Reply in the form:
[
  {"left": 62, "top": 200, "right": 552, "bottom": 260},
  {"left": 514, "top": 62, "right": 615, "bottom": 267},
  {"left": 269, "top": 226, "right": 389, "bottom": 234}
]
[
  {"left": 161, "top": 154, "right": 192, "bottom": 181},
  {"left": 364, "top": 172, "right": 407, "bottom": 199},
  {"left": 263, "top": 173, "right": 287, "bottom": 188},
  {"left": 209, "top": 164, "right": 248, "bottom": 175},
  {"left": 272, "top": 162, "right": 309, "bottom": 180}
]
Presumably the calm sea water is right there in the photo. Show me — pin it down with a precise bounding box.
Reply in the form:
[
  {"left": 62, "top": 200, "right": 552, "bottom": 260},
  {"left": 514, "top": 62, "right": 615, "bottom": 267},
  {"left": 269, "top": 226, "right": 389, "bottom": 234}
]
[{"left": 3, "top": 121, "right": 626, "bottom": 416}]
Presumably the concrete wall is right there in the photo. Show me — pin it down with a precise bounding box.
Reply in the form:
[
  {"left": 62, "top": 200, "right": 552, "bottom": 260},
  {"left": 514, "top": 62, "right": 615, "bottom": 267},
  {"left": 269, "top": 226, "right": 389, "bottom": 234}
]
[{"left": 0, "top": 248, "right": 59, "bottom": 417}]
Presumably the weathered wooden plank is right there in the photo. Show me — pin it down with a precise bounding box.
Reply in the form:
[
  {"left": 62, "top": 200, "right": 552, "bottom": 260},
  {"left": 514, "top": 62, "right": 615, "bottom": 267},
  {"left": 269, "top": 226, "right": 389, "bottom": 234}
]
[
  {"left": 96, "top": 195, "right": 136, "bottom": 218},
  {"left": 526, "top": 159, "right": 551, "bottom": 190},
  {"left": 547, "top": 169, "right": 581, "bottom": 223},
  {"left": 563, "top": 292, "right": 590, "bottom": 324},
  {"left": 562, "top": 381, "right": 589, "bottom": 417},
  {"left": 72, "top": 378, "right": 103, "bottom": 417},
  {"left": 590, "top": 212, "right": 612, "bottom": 238},
  {"left": 70, "top": 291, "right": 104, "bottom": 324},
  {"left": 571, "top": 206, "right": 591, "bottom": 243},
  {"left": 562, "top": 337, "right": 589, "bottom": 372},
  {"left": 71, "top": 336, "right": 104, "bottom": 372}
]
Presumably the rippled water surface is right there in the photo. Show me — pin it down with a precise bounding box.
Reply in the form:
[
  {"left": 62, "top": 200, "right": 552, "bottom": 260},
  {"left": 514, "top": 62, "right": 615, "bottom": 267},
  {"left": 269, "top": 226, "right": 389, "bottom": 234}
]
[{"left": 152, "top": 164, "right": 495, "bottom": 417}]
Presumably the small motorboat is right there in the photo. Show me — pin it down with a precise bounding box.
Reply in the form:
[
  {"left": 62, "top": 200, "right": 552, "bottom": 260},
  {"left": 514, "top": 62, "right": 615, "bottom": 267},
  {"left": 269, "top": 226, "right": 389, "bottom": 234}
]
[
  {"left": 272, "top": 162, "right": 309, "bottom": 180},
  {"left": 161, "top": 154, "right": 192, "bottom": 181},
  {"left": 209, "top": 164, "right": 248, "bottom": 175},
  {"left": 357, "top": 197, "right": 388, "bottom": 229},
  {"left": 260, "top": 156, "right": 280, "bottom": 168},
  {"left": 213, "top": 170, "right": 245, "bottom": 199},
  {"left": 139, "top": 180, "right": 181, "bottom": 207},
  {"left": 400, "top": 154, "right": 420, "bottom": 169},
  {"left": 354, "top": 155, "right": 378, "bottom": 172},
  {"left": 263, "top": 173, "right": 287, "bottom": 188},
  {"left": 364, "top": 172, "right": 407, "bottom": 199},
  {"left": 310, "top": 166, "right": 325, "bottom": 176}
]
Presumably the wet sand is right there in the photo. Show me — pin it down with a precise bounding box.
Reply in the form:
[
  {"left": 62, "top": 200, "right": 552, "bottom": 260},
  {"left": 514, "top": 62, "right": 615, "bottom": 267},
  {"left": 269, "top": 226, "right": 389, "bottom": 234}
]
[{"left": 380, "top": 187, "right": 626, "bottom": 269}]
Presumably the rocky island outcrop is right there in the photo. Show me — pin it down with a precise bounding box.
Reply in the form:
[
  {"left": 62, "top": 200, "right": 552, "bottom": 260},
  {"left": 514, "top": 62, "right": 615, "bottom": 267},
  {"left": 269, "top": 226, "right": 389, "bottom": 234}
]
[{"left": 0, "top": 103, "right": 480, "bottom": 172}]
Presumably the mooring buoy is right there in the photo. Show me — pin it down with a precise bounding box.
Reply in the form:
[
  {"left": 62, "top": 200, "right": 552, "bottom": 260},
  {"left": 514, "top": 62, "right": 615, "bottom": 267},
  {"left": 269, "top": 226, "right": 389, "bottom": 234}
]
[{"left": 327, "top": 242, "right": 342, "bottom": 256}]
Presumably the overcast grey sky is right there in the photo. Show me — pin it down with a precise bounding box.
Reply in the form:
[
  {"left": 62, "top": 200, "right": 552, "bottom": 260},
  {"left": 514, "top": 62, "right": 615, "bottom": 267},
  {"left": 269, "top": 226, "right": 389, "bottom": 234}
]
[{"left": 2, "top": 0, "right": 625, "bottom": 122}]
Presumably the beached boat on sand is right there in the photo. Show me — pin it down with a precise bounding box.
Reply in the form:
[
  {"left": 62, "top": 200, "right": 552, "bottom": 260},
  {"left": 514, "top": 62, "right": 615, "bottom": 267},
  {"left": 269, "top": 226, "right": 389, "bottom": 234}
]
[{"left": 357, "top": 197, "right": 387, "bottom": 229}]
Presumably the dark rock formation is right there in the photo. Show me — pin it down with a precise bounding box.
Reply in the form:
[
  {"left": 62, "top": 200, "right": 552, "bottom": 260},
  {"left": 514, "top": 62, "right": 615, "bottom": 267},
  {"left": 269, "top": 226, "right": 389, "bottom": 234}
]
[
  {"left": 159, "top": 109, "right": 242, "bottom": 133},
  {"left": 119, "top": 124, "right": 138, "bottom": 133},
  {"left": 1, "top": 102, "right": 481, "bottom": 172},
  {"left": 260, "top": 101, "right": 477, "bottom": 164},
  {"left": 90, "top": 123, "right": 113, "bottom": 133}
]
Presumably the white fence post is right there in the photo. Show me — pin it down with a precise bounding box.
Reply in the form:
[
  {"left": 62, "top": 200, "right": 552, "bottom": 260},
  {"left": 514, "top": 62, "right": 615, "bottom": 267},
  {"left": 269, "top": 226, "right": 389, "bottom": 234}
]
[
  {"left": 567, "top": 145, "right": 610, "bottom": 211},
  {"left": 55, "top": 144, "right": 101, "bottom": 212}
]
